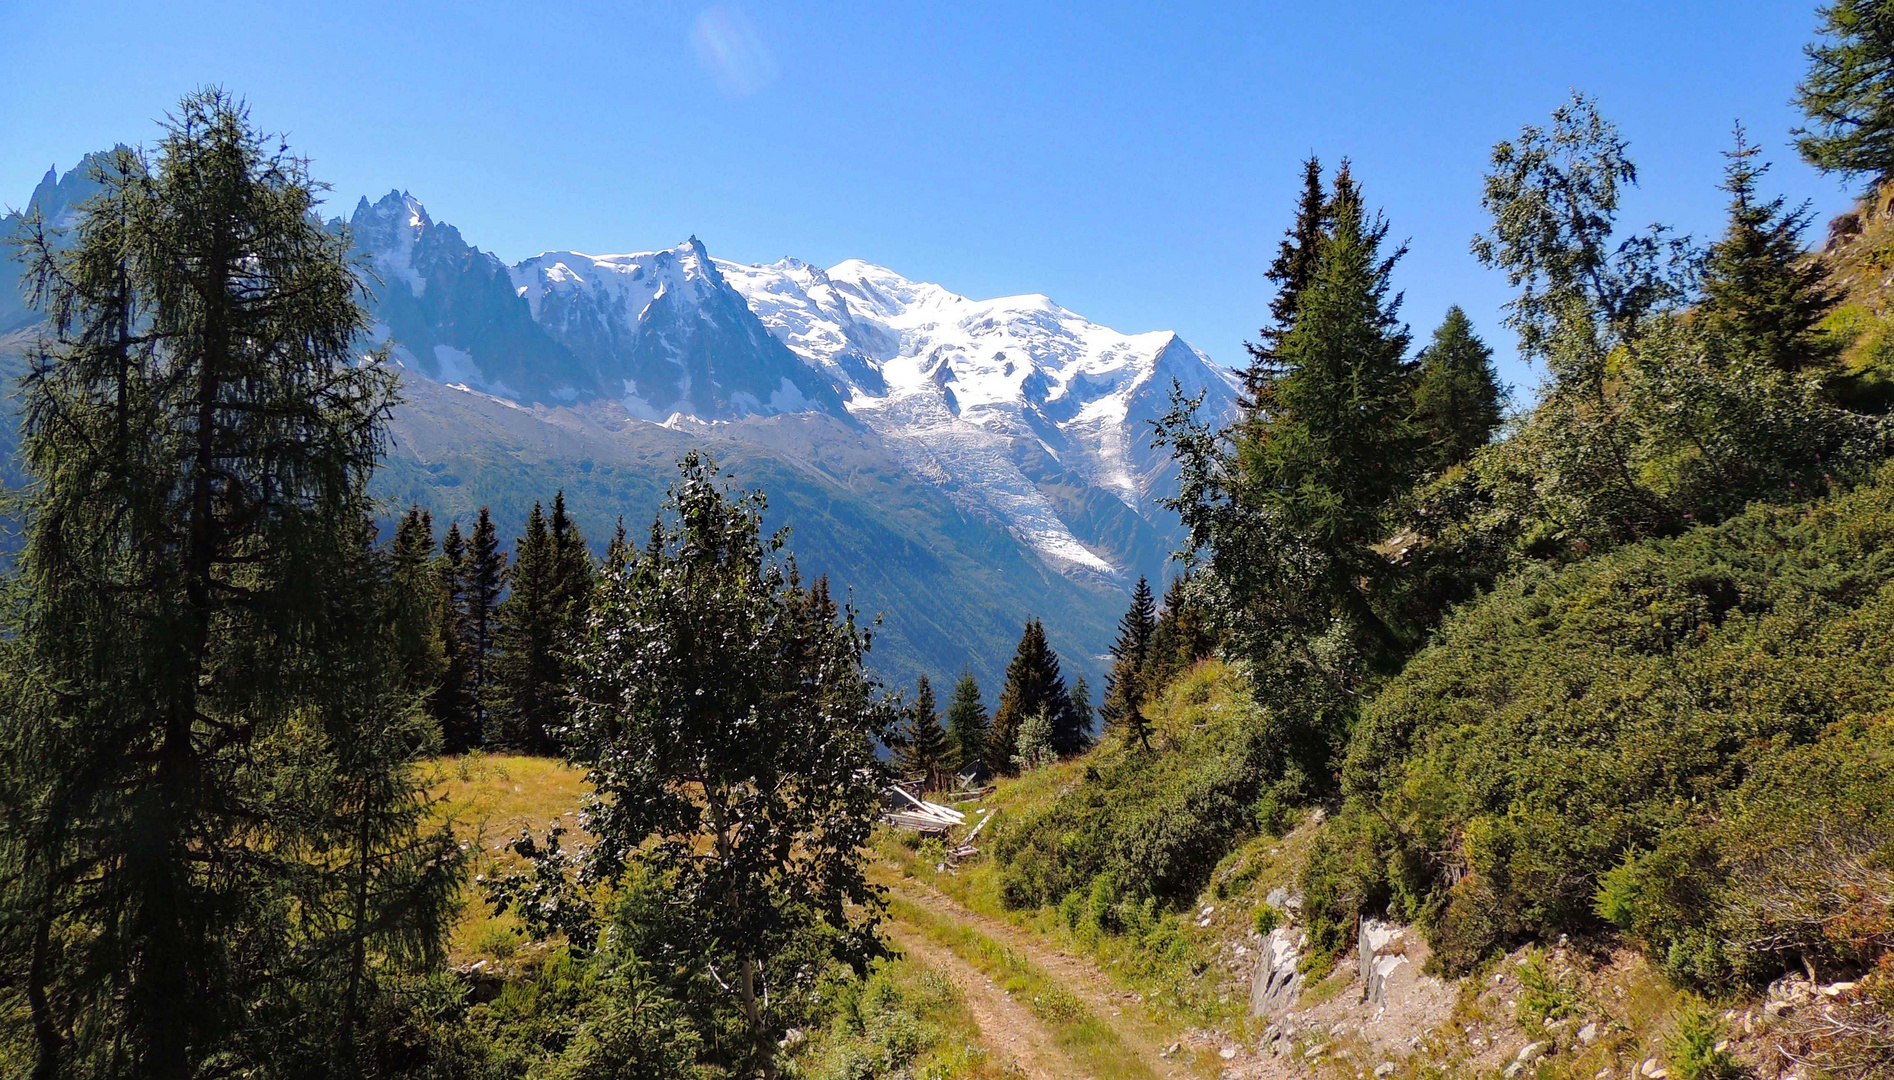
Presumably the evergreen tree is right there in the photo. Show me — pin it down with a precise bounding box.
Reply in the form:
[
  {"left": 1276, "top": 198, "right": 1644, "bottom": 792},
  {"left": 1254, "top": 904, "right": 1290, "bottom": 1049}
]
[
  {"left": 1141, "top": 573, "right": 1218, "bottom": 695},
  {"left": 512, "top": 452, "right": 894, "bottom": 1080},
  {"left": 463, "top": 507, "right": 507, "bottom": 738},
  {"left": 1796, "top": 0, "right": 1894, "bottom": 181},
  {"left": 390, "top": 506, "right": 449, "bottom": 733},
  {"left": 1243, "top": 156, "right": 1331, "bottom": 411},
  {"left": 1232, "top": 165, "right": 1417, "bottom": 659},
  {"left": 1700, "top": 126, "right": 1843, "bottom": 376},
  {"left": 0, "top": 91, "right": 459, "bottom": 1079},
  {"left": 1100, "top": 576, "right": 1158, "bottom": 749},
  {"left": 991, "top": 619, "right": 1083, "bottom": 768},
  {"left": 1070, "top": 675, "right": 1094, "bottom": 749},
  {"left": 896, "top": 675, "right": 951, "bottom": 790},
  {"left": 432, "top": 521, "right": 480, "bottom": 751},
  {"left": 550, "top": 490, "right": 595, "bottom": 634},
  {"left": 944, "top": 671, "right": 989, "bottom": 771},
  {"left": 1411, "top": 307, "right": 1506, "bottom": 473},
  {"left": 604, "top": 516, "right": 631, "bottom": 574},
  {"left": 490, "top": 502, "right": 564, "bottom": 753}
]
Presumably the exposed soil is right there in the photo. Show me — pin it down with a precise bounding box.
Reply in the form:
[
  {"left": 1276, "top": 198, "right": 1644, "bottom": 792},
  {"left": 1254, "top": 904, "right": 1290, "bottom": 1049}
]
[{"left": 884, "top": 921, "right": 1074, "bottom": 1080}]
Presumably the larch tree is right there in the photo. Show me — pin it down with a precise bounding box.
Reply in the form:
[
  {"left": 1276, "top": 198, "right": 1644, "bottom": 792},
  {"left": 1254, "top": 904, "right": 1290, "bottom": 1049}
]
[{"left": 0, "top": 90, "right": 459, "bottom": 1080}]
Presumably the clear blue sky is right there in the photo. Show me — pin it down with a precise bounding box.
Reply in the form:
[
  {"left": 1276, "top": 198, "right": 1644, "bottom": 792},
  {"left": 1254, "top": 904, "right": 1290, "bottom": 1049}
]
[{"left": 1, "top": 1, "right": 1852, "bottom": 394}]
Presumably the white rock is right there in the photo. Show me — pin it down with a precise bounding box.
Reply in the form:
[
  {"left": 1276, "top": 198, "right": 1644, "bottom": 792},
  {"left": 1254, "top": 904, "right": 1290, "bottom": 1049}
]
[
  {"left": 1515, "top": 1041, "right": 1549, "bottom": 1064},
  {"left": 1374, "top": 1064, "right": 1396, "bottom": 1078},
  {"left": 1577, "top": 1022, "right": 1599, "bottom": 1045}
]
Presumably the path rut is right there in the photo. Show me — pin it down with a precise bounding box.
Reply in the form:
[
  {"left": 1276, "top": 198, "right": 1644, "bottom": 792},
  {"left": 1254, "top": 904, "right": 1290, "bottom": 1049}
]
[{"left": 884, "top": 921, "right": 1073, "bottom": 1080}]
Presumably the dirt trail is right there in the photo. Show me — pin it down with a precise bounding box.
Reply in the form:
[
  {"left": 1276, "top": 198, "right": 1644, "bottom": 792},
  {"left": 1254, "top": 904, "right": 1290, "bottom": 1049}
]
[
  {"left": 889, "top": 879, "right": 1189, "bottom": 1078},
  {"left": 883, "top": 921, "right": 1075, "bottom": 1080}
]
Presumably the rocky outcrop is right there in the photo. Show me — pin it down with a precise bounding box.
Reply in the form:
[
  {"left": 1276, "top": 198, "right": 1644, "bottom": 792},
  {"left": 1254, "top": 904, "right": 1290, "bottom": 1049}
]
[
  {"left": 1359, "top": 918, "right": 1409, "bottom": 1008},
  {"left": 1251, "top": 926, "right": 1306, "bottom": 1017}
]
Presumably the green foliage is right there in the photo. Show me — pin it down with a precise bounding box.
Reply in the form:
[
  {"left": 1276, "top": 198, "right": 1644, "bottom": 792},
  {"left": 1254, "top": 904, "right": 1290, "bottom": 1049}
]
[
  {"left": 507, "top": 452, "right": 897, "bottom": 1080},
  {"left": 1253, "top": 904, "right": 1282, "bottom": 937},
  {"left": 1011, "top": 710, "right": 1057, "bottom": 773},
  {"left": 488, "top": 493, "right": 593, "bottom": 753},
  {"left": 1410, "top": 306, "right": 1506, "bottom": 475},
  {"left": 1242, "top": 155, "right": 1331, "bottom": 409},
  {"left": 1319, "top": 462, "right": 1894, "bottom": 984},
  {"left": 992, "top": 665, "right": 1302, "bottom": 915},
  {"left": 943, "top": 671, "right": 989, "bottom": 773},
  {"left": 1665, "top": 1004, "right": 1744, "bottom": 1080},
  {"left": 1099, "top": 576, "right": 1157, "bottom": 749},
  {"left": 992, "top": 618, "right": 1085, "bottom": 767},
  {"left": 1516, "top": 950, "right": 1586, "bottom": 1030},
  {"left": 896, "top": 675, "right": 953, "bottom": 789},
  {"left": 0, "top": 90, "right": 461, "bottom": 1078},
  {"left": 1796, "top": 0, "right": 1894, "bottom": 181}
]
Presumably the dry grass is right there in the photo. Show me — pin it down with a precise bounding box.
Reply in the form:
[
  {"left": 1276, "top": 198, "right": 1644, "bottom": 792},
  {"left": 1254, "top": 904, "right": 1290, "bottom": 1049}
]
[{"left": 424, "top": 752, "right": 590, "bottom": 965}]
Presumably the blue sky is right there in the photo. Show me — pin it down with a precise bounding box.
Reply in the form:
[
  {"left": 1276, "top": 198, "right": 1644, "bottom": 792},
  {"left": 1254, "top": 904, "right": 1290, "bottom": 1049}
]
[{"left": 1, "top": 1, "right": 1850, "bottom": 394}]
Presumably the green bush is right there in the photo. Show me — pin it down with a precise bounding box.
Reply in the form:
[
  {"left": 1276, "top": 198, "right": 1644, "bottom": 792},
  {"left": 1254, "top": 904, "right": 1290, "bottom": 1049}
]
[{"left": 1312, "top": 464, "right": 1894, "bottom": 985}]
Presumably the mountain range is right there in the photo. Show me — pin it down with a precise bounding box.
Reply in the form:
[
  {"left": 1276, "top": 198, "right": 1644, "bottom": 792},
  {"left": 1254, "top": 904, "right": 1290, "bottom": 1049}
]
[{"left": 3, "top": 158, "right": 1241, "bottom": 693}]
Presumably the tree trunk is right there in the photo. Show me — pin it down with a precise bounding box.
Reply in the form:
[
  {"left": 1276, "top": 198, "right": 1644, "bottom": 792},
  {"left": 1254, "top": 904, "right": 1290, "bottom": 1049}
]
[{"left": 29, "top": 908, "right": 60, "bottom": 1080}]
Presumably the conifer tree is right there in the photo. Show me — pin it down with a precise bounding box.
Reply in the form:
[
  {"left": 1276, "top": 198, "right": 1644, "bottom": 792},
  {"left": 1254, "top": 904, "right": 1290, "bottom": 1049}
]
[
  {"left": 1796, "top": 0, "right": 1894, "bottom": 181},
  {"left": 992, "top": 619, "right": 1082, "bottom": 768},
  {"left": 1141, "top": 573, "right": 1217, "bottom": 696},
  {"left": 0, "top": 90, "right": 459, "bottom": 1079},
  {"left": 1700, "top": 126, "right": 1842, "bottom": 376},
  {"left": 944, "top": 671, "right": 990, "bottom": 772},
  {"left": 490, "top": 502, "right": 564, "bottom": 753},
  {"left": 1243, "top": 156, "right": 1331, "bottom": 411},
  {"left": 896, "top": 675, "right": 951, "bottom": 790},
  {"left": 604, "top": 516, "right": 631, "bottom": 574},
  {"left": 463, "top": 507, "right": 507, "bottom": 738},
  {"left": 390, "top": 506, "right": 449, "bottom": 727},
  {"left": 1411, "top": 307, "right": 1506, "bottom": 473},
  {"left": 550, "top": 490, "right": 595, "bottom": 635},
  {"left": 1100, "top": 576, "right": 1158, "bottom": 748},
  {"left": 433, "top": 521, "right": 480, "bottom": 750},
  {"left": 1232, "top": 165, "right": 1417, "bottom": 659}
]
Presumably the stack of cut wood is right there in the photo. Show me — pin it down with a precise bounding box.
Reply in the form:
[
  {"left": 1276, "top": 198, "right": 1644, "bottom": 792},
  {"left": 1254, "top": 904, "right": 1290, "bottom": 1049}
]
[{"left": 883, "top": 785, "right": 965, "bottom": 835}]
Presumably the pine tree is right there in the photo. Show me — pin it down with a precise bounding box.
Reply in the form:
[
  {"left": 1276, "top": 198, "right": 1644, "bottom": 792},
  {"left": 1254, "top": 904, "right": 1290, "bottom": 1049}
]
[
  {"left": 1411, "top": 307, "right": 1506, "bottom": 473},
  {"left": 1700, "top": 126, "right": 1843, "bottom": 376},
  {"left": 0, "top": 91, "right": 459, "bottom": 1078},
  {"left": 1796, "top": 1, "right": 1894, "bottom": 181},
  {"left": 1243, "top": 156, "right": 1331, "bottom": 411},
  {"left": 464, "top": 507, "right": 507, "bottom": 739},
  {"left": 490, "top": 502, "right": 564, "bottom": 753},
  {"left": 944, "top": 671, "right": 989, "bottom": 772},
  {"left": 1100, "top": 577, "right": 1158, "bottom": 749},
  {"left": 991, "top": 619, "right": 1082, "bottom": 769},
  {"left": 604, "top": 516, "right": 631, "bottom": 574},
  {"left": 1232, "top": 165, "right": 1417, "bottom": 660},
  {"left": 433, "top": 521, "right": 480, "bottom": 750},
  {"left": 896, "top": 675, "right": 951, "bottom": 790},
  {"left": 1070, "top": 675, "right": 1094, "bottom": 749}
]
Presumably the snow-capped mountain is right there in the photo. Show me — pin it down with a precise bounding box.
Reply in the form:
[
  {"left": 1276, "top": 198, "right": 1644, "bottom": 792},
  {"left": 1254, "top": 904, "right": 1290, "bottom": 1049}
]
[{"left": 343, "top": 191, "right": 1238, "bottom": 581}]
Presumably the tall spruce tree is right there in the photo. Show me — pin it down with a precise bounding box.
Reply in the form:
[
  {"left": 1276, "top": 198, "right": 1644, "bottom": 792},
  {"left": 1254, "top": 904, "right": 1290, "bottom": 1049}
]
[
  {"left": 549, "top": 490, "right": 595, "bottom": 639},
  {"left": 1100, "top": 576, "right": 1158, "bottom": 749},
  {"left": 1232, "top": 165, "right": 1417, "bottom": 659},
  {"left": 0, "top": 91, "right": 459, "bottom": 1079},
  {"left": 1700, "top": 126, "right": 1843, "bottom": 376},
  {"left": 1796, "top": 0, "right": 1894, "bottom": 181},
  {"left": 490, "top": 502, "right": 564, "bottom": 753},
  {"left": 1243, "top": 156, "right": 1331, "bottom": 411},
  {"left": 463, "top": 507, "right": 507, "bottom": 739},
  {"left": 991, "top": 619, "right": 1083, "bottom": 768},
  {"left": 944, "top": 671, "right": 990, "bottom": 772},
  {"left": 432, "top": 522, "right": 479, "bottom": 750},
  {"left": 1140, "top": 573, "right": 1218, "bottom": 696},
  {"left": 390, "top": 507, "right": 449, "bottom": 740},
  {"left": 1411, "top": 307, "right": 1506, "bottom": 473},
  {"left": 896, "top": 675, "right": 951, "bottom": 790}
]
